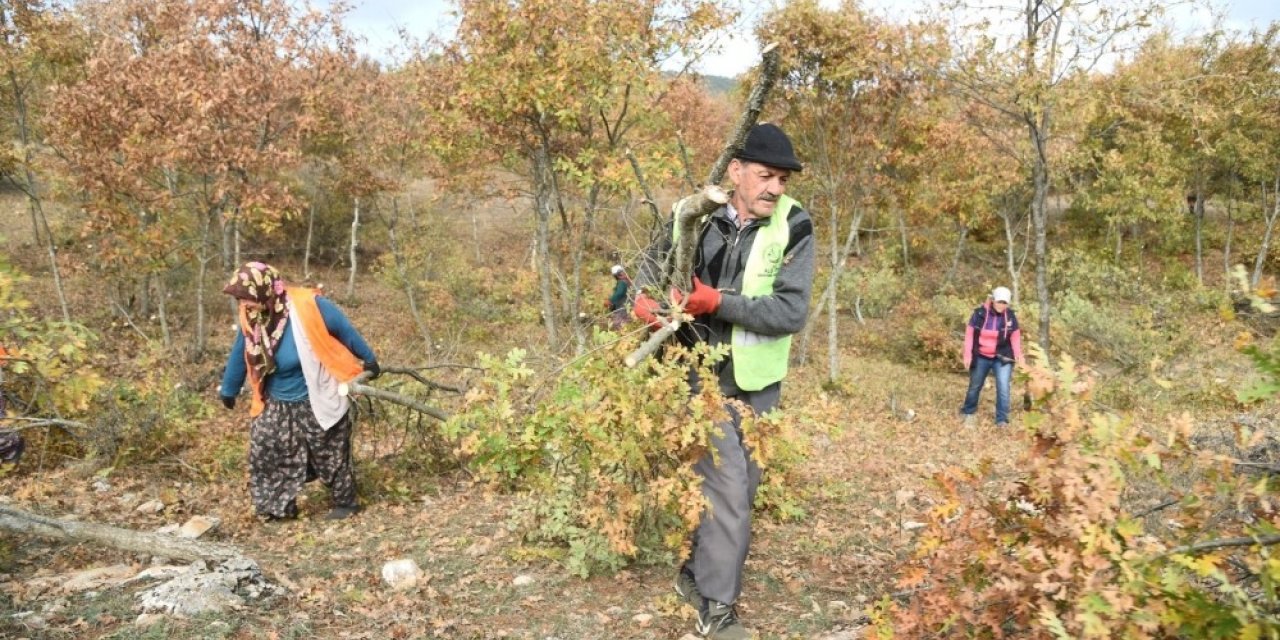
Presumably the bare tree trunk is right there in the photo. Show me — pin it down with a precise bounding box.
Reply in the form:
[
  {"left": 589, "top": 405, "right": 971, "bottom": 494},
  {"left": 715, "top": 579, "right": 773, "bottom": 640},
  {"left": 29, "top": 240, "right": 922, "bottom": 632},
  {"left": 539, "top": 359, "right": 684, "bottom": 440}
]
[
  {"left": 157, "top": 272, "right": 172, "bottom": 349},
  {"left": 568, "top": 183, "right": 601, "bottom": 355},
  {"left": 347, "top": 197, "right": 361, "bottom": 299},
  {"left": 1031, "top": 137, "right": 1051, "bottom": 356},
  {"left": 944, "top": 224, "right": 969, "bottom": 288},
  {"left": 303, "top": 203, "right": 315, "bottom": 282},
  {"left": 896, "top": 206, "right": 910, "bottom": 269},
  {"left": 5, "top": 68, "right": 41, "bottom": 245},
  {"left": 7, "top": 69, "right": 69, "bottom": 322},
  {"left": 1253, "top": 177, "right": 1278, "bottom": 288},
  {"left": 388, "top": 198, "right": 431, "bottom": 347},
  {"left": 532, "top": 151, "right": 559, "bottom": 347},
  {"left": 222, "top": 213, "right": 237, "bottom": 316},
  {"left": 1193, "top": 182, "right": 1205, "bottom": 285},
  {"left": 798, "top": 208, "right": 862, "bottom": 370},
  {"left": 140, "top": 272, "right": 152, "bottom": 318},
  {"left": 32, "top": 197, "right": 69, "bottom": 323},
  {"left": 193, "top": 208, "right": 214, "bottom": 358},
  {"left": 1223, "top": 196, "right": 1234, "bottom": 281},
  {"left": 1002, "top": 210, "right": 1018, "bottom": 304},
  {"left": 0, "top": 505, "right": 244, "bottom": 563}
]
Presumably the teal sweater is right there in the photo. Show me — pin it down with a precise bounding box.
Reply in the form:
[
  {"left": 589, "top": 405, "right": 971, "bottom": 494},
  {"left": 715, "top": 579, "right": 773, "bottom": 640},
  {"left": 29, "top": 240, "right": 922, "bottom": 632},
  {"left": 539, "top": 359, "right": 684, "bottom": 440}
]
[{"left": 220, "top": 297, "right": 376, "bottom": 402}]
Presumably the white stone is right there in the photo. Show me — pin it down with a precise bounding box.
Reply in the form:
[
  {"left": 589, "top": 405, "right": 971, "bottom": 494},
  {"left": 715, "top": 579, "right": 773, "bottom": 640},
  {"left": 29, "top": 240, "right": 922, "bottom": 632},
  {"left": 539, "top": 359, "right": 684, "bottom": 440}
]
[
  {"left": 135, "top": 499, "right": 164, "bottom": 514},
  {"left": 125, "top": 565, "right": 187, "bottom": 584},
  {"left": 177, "top": 516, "right": 220, "bottom": 539},
  {"left": 827, "top": 600, "right": 849, "bottom": 612},
  {"left": 902, "top": 520, "right": 927, "bottom": 532},
  {"left": 631, "top": 613, "right": 654, "bottom": 627},
  {"left": 135, "top": 613, "right": 165, "bottom": 628},
  {"left": 61, "top": 564, "right": 135, "bottom": 593},
  {"left": 137, "top": 557, "right": 279, "bottom": 616},
  {"left": 380, "top": 559, "right": 423, "bottom": 591},
  {"left": 512, "top": 574, "right": 535, "bottom": 587},
  {"left": 155, "top": 524, "right": 181, "bottom": 535},
  {"left": 92, "top": 479, "right": 112, "bottom": 493}
]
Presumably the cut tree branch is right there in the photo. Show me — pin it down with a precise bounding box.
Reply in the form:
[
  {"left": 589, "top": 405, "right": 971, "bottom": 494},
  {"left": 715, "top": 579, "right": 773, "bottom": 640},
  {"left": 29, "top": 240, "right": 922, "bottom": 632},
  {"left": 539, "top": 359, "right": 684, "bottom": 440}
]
[
  {"left": 704, "top": 42, "right": 781, "bottom": 187},
  {"left": 338, "top": 371, "right": 451, "bottom": 422},
  {"left": 625, "top": 43, "right": 780, "bottom": 368}
]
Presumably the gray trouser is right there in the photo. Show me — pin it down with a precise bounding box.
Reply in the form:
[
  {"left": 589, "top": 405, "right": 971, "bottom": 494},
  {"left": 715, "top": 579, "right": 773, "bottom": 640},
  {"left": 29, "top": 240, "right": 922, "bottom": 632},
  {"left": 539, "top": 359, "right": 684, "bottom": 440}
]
[{"left": 688, "top": 383, "right": 780, "bottom": 605}]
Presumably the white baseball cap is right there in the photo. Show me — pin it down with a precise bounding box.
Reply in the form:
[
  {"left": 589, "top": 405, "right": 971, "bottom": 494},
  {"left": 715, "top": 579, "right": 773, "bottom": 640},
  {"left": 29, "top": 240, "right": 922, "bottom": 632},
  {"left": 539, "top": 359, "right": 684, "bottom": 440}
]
[
  {"left": 610, "top": 265, "right": 624, "bottom": 276},
  {"left": 992, "top": 286, "right": 1011, "bottom": 303}
]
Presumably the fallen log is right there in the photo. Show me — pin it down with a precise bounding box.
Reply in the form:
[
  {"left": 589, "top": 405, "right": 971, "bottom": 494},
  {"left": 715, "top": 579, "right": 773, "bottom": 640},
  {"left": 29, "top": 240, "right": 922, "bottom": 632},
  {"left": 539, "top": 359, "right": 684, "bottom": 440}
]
[{"left": 0, "top": 504, "right": 244, "bottom": 563}]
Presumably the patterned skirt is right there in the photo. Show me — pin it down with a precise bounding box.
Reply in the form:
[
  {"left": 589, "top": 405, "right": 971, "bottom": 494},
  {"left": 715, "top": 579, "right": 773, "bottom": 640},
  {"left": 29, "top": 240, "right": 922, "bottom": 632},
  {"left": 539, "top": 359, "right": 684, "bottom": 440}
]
[{"left": 249, "top": 399, "right": 356, "bottom": 518}]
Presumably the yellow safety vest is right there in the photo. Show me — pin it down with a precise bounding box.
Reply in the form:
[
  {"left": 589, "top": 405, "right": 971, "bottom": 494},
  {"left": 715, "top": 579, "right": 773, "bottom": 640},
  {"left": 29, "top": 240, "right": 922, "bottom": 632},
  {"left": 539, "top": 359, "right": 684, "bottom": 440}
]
[{"left": 673, "top": 195, "right": 799, "bottom": 391}]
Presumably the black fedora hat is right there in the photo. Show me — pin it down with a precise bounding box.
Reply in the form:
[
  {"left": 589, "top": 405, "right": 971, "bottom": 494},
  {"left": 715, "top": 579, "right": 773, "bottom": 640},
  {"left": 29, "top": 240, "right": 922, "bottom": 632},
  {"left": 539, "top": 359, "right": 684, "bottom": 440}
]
[{"left": 734, "top": 123, "right": 803, "bottom": 172}]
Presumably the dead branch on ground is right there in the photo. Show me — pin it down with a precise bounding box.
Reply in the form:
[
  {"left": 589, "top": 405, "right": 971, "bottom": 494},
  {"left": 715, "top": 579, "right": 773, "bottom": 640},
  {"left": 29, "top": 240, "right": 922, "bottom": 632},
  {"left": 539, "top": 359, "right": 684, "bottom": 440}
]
[{"left": 0, "top": 504, "right": 245, "bottom": 563}]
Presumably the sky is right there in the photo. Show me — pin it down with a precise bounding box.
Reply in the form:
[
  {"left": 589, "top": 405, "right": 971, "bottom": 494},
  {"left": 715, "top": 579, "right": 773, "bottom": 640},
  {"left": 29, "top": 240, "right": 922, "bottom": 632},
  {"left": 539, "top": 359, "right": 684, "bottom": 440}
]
[{"left": 331, "top": 0, "right": 1280, "bottom": 77}]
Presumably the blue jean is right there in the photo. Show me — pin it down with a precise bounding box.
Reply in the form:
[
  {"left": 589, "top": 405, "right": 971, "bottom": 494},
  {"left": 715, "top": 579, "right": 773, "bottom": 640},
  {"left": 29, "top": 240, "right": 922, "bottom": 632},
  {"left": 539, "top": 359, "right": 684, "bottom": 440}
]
[{"left": 961, "top": 356, "right": 1013, "bottom": 424}]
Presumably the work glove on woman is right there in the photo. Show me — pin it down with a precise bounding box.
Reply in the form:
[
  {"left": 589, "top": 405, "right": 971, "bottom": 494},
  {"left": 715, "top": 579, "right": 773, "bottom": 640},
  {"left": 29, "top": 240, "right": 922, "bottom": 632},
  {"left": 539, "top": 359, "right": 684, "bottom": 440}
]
[
  {"left": 363, "top": 361, "right": 382, "bottom": 380},
  {"left": 220, "top": 395, "right": 236, "bottom": 410}
]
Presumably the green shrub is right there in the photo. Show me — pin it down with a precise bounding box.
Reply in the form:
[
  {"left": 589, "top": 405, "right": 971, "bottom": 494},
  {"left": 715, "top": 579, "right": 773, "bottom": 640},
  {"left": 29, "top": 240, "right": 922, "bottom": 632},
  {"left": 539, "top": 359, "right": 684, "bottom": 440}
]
[{"left": 445, "top": 332, "right": 808, "bottom": 576}]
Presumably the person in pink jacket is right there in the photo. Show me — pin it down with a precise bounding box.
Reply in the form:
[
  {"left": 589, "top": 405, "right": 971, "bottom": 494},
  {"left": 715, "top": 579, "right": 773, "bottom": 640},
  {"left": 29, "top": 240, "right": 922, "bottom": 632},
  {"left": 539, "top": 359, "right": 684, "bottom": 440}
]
[{"left": 960, "top": 286, "right": 1023, "bottom": 427}]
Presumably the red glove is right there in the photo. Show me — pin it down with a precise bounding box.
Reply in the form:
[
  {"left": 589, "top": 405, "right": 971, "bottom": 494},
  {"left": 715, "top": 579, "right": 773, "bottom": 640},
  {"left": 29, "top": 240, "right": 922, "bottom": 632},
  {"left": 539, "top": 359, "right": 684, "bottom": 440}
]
[
  {"left": 633, "top": 293, "right": 664, "bottom": 330},
  {"left": 675, "top": 277, "right": 721, "bottom": 316}
]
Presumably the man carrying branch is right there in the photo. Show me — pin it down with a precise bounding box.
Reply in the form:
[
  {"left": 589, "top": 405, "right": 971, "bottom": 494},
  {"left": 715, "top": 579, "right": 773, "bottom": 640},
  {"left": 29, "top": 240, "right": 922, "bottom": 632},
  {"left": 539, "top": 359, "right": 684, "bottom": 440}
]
[{"left": 634, "top": 123, "right": 815, "bottom": 640}]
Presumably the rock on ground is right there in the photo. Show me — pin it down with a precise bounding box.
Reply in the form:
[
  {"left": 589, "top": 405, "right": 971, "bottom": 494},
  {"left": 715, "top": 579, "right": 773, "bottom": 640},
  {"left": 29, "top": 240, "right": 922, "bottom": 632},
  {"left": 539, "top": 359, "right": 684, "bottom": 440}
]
[{"left": 136, "top": 557, "right": 281, "bottom": 616}]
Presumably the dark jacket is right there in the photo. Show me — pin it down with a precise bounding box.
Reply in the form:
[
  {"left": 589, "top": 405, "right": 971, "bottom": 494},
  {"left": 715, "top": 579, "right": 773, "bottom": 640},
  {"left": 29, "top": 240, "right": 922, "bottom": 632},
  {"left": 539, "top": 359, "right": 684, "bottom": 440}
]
[
  {"left": 966, "top": 303, "right": 1020, "bottom": 362},
  {"left": 635, "top": 201, "right": 815, "bottom": 395}
]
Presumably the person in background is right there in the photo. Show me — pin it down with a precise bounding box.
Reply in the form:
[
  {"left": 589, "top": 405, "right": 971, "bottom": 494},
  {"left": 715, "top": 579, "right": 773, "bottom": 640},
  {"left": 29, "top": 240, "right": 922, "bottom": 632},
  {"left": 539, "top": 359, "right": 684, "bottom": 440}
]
[
  {"left": 633, "top": 123, "right": 816, "bottom": 640},
  {"left": 607, "top": 264, "right": 631, "bottom": 330},
  {"left": 960, "top": 285, "right": 1023, "bottom": 428},
  {"left": 219, "top": 262, "right": 379, "bottom": 522}
]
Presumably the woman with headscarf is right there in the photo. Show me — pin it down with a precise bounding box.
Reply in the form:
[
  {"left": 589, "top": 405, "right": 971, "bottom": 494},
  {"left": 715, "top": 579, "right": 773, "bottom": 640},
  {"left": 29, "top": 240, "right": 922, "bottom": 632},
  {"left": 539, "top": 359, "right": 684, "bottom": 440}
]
[
  {"left": 219, "top": 262, "right": 379, "bottom": 521},
  {"left": 960, "top": 286, "right": 1023, "bottom": 428}
]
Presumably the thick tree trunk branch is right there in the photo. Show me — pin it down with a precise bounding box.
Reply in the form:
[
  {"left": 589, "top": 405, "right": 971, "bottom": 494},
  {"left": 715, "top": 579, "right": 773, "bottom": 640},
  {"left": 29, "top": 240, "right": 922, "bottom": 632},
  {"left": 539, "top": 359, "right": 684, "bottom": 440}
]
[
  {"left": 704, "top": 42, "right": 781, "bottom": 187},
  {"left": 670, "top": 186, "right": 730, "bottom": 290},
  {"left": 0, "top": 504, "right": 244, "bottom": 563},
  {"left": 625, "top": 44, "right": 780, "bottom": 369}
]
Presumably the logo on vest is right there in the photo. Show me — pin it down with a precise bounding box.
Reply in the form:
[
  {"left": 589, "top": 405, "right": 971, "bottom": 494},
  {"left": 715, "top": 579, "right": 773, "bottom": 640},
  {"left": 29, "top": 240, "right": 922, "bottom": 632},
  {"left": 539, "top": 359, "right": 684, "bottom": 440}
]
[{"left": 761, "top": 243, "right": 784, "bottom": 277}]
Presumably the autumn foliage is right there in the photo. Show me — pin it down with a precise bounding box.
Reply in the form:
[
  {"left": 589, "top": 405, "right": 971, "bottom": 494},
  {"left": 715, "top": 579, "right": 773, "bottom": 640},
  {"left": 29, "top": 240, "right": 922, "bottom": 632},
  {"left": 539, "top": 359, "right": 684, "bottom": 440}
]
[
  {"left": 444, "top": 335, "right": 807, "bottom": 576},
  {"left": 876, "top": 349, "right": 1280, "bottom": 638}
]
